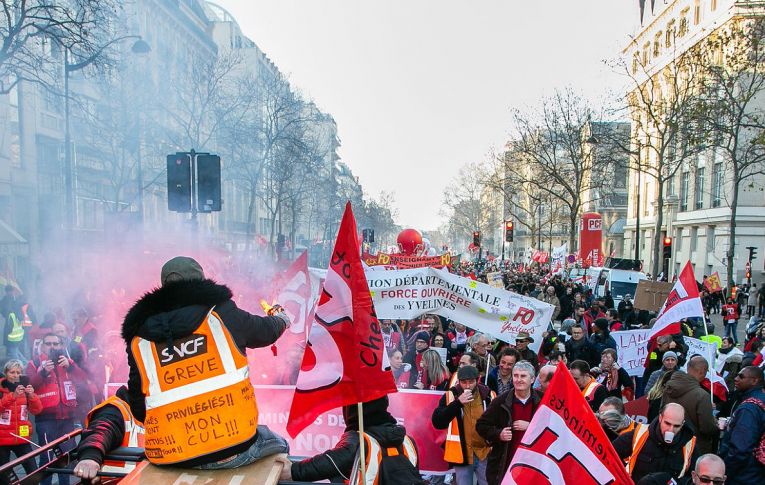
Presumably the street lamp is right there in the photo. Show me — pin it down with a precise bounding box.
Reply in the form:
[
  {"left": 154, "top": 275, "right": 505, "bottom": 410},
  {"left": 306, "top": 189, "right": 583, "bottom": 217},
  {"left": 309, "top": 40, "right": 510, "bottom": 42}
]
[{"left": 63, "top": 36, "right": 151, "bottom": 232}]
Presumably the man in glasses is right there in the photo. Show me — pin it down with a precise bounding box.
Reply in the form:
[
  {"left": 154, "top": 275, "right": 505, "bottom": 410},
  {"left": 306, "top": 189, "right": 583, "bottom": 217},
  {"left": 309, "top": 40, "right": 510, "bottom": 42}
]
[
  {"left": 691, "top": 453, "right": 726, "bottom": 485},
  {"left": 719, "top": 365, "right": 765, "bottom": 484}
]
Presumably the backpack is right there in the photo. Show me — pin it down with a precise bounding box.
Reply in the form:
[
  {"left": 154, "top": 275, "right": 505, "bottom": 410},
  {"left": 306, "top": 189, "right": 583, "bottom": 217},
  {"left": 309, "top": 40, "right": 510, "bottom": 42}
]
[
  {"left": 378, "top": 443, "right": 426, "bottom": 485},
  {"left": 741, "top": 397, "right": 765, "bottom": 466}
]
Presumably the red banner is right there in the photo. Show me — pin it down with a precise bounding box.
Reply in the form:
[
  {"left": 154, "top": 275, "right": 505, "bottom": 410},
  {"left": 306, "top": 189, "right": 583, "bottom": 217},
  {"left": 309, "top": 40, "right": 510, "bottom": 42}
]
[
  {"left": 363, "top": 252, "right": 451, "bottom": 269},
  {"left": 253, "top": 386, "right": 449, "bottom": 474}
]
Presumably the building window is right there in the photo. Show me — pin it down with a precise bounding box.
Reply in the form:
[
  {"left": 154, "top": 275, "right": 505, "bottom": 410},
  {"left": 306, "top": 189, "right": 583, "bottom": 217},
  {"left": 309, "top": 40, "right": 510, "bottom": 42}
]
[
  {"left": 679, "top": 9, "right": 690, "bottom": 36},
  {"left": 681, "top": 171, "right": 690, "bottom": 211},
  {"left": 694, "top": 0, "right": 701, "bottom": 25},
  {"left": 633, "top": 53, "right": 640, "bottom": 74},
  {"left": 666, "top": 20, "right": 676, "bottom": 48},
  {"left": 643, "top": 181, "right": 649, "bottom": 216},
  {"left": 712, "top": 162, "right": 722, "bottom": 207},
  {"left": 668, "top": 174, "right": 676, "bottom": 196},
  {"left": 654, "top": 32, "right": 663, "bottom": 57},
  {"left": 711, "top": 0, "right": 717, "bottom": 11},
  {"left": 643, "top": 42, "right": 651, "bottom": 65},
  {"left": 695, "top": 167, "right": 705, "bottom": 209}
]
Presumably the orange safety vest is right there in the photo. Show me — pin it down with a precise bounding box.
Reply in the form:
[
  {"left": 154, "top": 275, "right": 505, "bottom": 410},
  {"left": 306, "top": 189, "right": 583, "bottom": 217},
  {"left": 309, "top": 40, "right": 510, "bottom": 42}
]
[
  {"left": 349, "top": 432, "right": 418, "bottom": 485},
  {"left": 443, "top": 387, "right": 495, "bottom": 464},
  {"left": 582, "top": 380, "right": 601, "bottom": 402},
  {"left": 130, "top": 308, "right": 259, "bottom": 465},
  {"left": 626, "top": 423, "right": 696, "bottom": 478},
  {"left": 85, "top": 395, "right": 145, "bottom": 474}
]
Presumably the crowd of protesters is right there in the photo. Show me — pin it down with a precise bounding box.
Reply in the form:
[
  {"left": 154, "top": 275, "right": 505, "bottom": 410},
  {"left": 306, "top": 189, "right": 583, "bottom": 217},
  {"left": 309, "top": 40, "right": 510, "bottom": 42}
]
[
  {"left": 0, "top": 283, "right": 110, "bottom": 485},
  {"left": 377, "top": 263, "right": 765, "bottom": 485},
  {"left": 2, "top": 258, "right": 765, "bottom": 484}
]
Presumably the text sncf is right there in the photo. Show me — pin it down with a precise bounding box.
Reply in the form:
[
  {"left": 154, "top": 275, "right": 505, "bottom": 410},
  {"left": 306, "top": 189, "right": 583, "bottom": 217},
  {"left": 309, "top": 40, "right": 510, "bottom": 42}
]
[{"left": 158, "top": 334, "right": 208, "bottom": 366}]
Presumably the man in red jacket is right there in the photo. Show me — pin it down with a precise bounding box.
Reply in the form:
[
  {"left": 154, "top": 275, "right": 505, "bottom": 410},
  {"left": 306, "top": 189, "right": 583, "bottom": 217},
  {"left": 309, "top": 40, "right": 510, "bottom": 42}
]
[
  {"left": 26, "top": 333, "right": 86, "bottom": 485},
  {"left": 722, "top": 298, "right": 741, "bottom": 345}
]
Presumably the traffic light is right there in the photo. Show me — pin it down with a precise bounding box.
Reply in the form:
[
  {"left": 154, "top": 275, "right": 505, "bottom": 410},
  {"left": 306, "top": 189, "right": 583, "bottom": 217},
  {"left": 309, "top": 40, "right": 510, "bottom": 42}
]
[
  {"left": 167, "top": 154, "right": 192, "bottom": 212},
  {"left": 196, "top": 154, "right": 221, "bottom": 212},
  {"left": 473, "top": 231, "right": 481, "bottom": 247},
  {"left": 746, "top": 270, "right": 752, "bottom": 280},
  {"left": 662, "top": 237, "right": 672, "bottom": 260},
  {"left": 505, "top": 220, "right": 514, "bottom": 242},
  {"left": 747, "top": 246, "right": 758, "bottom": 261}
]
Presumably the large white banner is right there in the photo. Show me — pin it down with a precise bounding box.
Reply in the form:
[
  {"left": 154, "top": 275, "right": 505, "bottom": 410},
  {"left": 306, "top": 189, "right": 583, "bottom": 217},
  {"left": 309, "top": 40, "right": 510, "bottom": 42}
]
[
  {"left": 612, "top": 329, "right": 650, "bottom": 377},
  {"left": 367, "top": 267, "right": 554, "bottom": 350}
]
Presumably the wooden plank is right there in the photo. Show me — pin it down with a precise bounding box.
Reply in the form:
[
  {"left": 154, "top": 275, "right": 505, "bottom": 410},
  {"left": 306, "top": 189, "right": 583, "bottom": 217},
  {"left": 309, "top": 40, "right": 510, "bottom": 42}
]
[
  {"left": 633, "top": 280, "right": 674, "bottom": 312},
  {"left": 120, "top": 453, "right": 286, "bottom": 485}
]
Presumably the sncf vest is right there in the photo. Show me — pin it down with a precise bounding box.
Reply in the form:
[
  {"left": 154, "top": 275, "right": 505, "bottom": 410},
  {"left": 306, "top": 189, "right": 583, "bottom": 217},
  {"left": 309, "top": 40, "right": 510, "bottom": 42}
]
[
  {"left": 85, "top": 395, "right": 145, "bottom": 474},
  {"left": 131, "top": 308, "right": 258, "bottom": 465}
]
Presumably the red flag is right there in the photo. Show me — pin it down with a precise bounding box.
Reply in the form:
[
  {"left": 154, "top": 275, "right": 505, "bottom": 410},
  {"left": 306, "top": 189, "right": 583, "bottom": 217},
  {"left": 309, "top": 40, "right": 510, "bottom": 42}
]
[
  {"left": 502, "top": 362, "right": 634, "bottom": 485},
  {"left": 647, "top": 261, "right": 703, "bottom": 343},
  {"left": 703, "top": 272, "right": 723, "bottom": 293},
  {"left": 286, "top": 202, "right": 397, "bottom": 438}
]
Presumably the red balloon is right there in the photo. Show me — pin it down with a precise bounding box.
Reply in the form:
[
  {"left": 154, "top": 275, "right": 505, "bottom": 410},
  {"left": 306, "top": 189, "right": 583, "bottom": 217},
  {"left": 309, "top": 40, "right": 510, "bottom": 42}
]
[{"left": 397, "top": 228, "right": 423, "bottom": 255}]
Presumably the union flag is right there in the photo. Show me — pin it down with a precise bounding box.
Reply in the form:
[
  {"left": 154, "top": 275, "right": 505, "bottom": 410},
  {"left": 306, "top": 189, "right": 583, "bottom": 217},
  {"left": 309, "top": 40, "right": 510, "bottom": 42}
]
[
  {"left": 286, "top": 202, "right": 397, "bottom": 438},
  {"left": 502, "top": 362, "right": 634, "bottom": 485}
]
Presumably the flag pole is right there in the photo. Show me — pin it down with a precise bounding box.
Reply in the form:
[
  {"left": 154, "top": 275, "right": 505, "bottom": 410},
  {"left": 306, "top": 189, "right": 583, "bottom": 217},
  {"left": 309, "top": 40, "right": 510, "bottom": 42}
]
[
  {"left": 357, "top": 402, "right": 367, "bottom": 482},
  {"left": 703, "top": 319, "right": 714, "bottom": 408}
]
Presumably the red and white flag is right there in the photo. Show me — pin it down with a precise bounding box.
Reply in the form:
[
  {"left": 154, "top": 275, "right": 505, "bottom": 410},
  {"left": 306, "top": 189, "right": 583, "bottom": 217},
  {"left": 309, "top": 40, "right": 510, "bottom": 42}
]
[
  {"left": 286, "top": 202, "right": 397, "bottom": 438},
  {"left": 647, "top": 261, "right": 703, "bottom": 342},
  {"left": 502, "top": 362, "right": 634, "bottom": 485}
]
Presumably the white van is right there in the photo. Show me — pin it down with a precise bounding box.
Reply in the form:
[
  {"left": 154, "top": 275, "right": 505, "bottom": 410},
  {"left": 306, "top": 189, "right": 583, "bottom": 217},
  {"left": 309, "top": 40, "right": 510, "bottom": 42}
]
[{"left": 596, "top": 268, "right": 648, "bottom": 304}]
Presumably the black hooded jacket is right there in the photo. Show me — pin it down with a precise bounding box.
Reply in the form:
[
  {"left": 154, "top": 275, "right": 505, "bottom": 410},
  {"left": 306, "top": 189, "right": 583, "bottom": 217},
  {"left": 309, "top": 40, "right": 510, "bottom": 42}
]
[{"left": 121, "top": 279, "right": 287, "bottom": 466}]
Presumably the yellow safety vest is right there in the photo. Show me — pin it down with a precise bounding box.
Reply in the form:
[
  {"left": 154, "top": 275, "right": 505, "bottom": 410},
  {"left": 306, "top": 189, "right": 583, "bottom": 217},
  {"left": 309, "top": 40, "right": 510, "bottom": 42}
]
[
  {"left": 131, "top": 307, "right": 258, "bottom": 465},
  {"left": 626, "top": 423, "right": 696, "bottom": 478},
  {"left": 443, "top": 387, "right": 495, "bottom": 464},
  {"left": 85, "top": 395, "right": 145, "bottom": 474}
]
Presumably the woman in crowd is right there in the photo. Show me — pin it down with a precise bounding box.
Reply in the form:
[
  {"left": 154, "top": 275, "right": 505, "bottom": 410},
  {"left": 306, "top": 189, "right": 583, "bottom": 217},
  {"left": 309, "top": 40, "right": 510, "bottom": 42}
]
[
  {"left": 390, "top": 350, "right": 412, "bottom": 388},
  {"left": 646, "top": 369, "right": 676, "bottom": 422},
  {"left": 0, "top": 359, "right": 42, "bottom": 482},
  {"left": 414, "top": 349, "right": 451, "bottom": 391}
]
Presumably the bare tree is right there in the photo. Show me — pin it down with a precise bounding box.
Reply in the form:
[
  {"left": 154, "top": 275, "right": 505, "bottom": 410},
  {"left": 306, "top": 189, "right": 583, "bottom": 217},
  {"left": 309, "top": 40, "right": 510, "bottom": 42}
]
[
  {"left": 622, "top": 37, "right": 704, "bottom": 276},
  {"left": 441, "top": 161, "right": 498, "bottom": 251},
  {"left": 503, "top": 89, "right": 615, "bottom": 251},
  {"left": 0, "top": 0, "right": 119, "bottom": 93},
  {"left": 698, "top": 18, "right": 765, "bottom": 286}
]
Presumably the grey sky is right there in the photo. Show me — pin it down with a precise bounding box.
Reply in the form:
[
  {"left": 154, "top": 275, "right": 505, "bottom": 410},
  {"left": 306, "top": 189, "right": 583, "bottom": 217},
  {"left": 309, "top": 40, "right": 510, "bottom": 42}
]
[{"left": 214, "top": 1, "right": 637, "bottom": 230}]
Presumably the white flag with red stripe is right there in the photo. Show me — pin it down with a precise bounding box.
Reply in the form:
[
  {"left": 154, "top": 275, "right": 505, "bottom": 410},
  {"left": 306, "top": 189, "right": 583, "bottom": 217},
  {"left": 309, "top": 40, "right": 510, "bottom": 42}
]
[{"left": 648, "top": 261, "right": 703, "bottom": 341}]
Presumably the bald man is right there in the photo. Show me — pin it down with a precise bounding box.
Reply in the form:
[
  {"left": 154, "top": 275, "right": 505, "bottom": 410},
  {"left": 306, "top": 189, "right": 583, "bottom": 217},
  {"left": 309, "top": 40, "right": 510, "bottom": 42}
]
[
  {"left": 692, "top": 454, "right": 725, "bottom": 485},
  {"left": 613, "top": 403, "right": 698, "bottom": 483}
]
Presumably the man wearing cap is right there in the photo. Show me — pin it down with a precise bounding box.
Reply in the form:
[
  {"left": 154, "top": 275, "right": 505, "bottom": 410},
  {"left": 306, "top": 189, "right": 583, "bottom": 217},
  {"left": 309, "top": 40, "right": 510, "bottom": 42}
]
[
  {"left": 513, "top": 331, "right": 539, "bottom": 371},
  {"left": 121, "top": 256, "right": 291, "bottom": 469},
  {"left": 644, "top": 350, "right": 678, "bottom": 393},
  {"left": 432, "top": 365, "right": 495, "bottom": 485}
]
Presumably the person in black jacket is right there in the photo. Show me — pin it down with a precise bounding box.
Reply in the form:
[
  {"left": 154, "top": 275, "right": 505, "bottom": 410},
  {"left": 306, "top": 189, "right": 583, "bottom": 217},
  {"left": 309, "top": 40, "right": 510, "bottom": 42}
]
[
  {"left": 476, "top": 361, "right": 543, "bottom": 485},
  {"left": 612, "top": 403, "right": 699, "bottom": 483},
  {"left": 281, "top": 396, "right": 424, "bottom": 484},
  {"left": 432, "top": 365, "right": 494, "bottom": 484},
  {"left": 121, "top": 256, "right": 290, "bottom": 469},
  {"left": 564, "top": 325, "right": 599, "bottom": 368}
]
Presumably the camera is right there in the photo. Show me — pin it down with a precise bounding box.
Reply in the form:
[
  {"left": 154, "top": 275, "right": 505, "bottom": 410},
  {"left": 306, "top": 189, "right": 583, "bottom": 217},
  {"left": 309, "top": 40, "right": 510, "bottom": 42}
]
[
  {"left": 48, "top": 349, "right": 65, "bottom": 365},
  {"left": 6, "top": 376, "right": 29, "bottom": 392}
]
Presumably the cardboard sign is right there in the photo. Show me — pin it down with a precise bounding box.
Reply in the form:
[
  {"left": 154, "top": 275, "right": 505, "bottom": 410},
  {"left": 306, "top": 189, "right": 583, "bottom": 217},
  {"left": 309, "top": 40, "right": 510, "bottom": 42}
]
[{"left": 633, "top": 280, "right": 674, "bottom": 312}]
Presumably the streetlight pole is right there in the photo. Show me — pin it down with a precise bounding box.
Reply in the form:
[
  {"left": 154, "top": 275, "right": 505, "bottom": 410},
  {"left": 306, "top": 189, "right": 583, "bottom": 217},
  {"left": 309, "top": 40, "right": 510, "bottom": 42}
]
[{"left": 62, "top": 36, "right": 150, "bottom": 232}]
